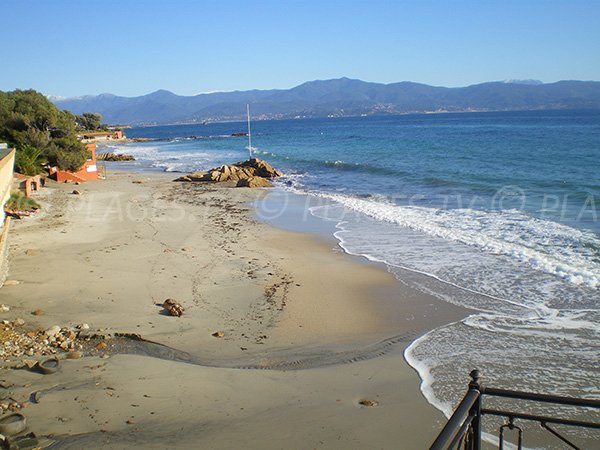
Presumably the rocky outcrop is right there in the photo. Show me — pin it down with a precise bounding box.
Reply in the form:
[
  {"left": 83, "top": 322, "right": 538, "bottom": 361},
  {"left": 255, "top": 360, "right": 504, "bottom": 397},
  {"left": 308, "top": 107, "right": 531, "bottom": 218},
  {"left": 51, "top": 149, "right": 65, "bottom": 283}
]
[
  {"left": 97, "top": 152, "right": 136, "bottom": 161},
  {"left": 236, "top": 177, "right": 273, "bottom": 188},
  {"left": 174, "top": 158, "right": 282, "bottom": 188}
]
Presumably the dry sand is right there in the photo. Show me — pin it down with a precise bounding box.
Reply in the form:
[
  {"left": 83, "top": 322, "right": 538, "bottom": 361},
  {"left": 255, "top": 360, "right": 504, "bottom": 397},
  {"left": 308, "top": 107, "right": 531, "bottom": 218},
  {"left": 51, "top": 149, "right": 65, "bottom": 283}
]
[{"left": 0, "top": 172, "right": 470, "bottom": 449}]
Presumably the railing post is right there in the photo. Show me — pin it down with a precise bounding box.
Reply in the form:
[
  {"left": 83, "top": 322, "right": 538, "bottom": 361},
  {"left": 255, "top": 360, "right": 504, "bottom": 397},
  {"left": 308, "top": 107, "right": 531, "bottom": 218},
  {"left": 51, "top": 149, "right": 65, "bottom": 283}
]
[{"left": 468, "top": 369, "right": 482, "bottom": 450}]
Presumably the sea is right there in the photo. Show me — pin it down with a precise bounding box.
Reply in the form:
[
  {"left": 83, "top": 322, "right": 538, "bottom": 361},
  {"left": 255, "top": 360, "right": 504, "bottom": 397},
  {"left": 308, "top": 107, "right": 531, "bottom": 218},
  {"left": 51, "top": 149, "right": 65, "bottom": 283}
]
[{"left": 104, "top": 110, "right": 600, "bottom": 419}]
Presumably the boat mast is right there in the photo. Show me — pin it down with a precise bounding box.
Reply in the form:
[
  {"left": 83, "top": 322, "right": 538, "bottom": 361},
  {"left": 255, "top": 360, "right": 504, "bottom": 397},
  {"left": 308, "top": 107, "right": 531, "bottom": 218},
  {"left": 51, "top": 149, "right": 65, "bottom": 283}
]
[{"left": 247, "top": 104, "right": 252, "bottom": 159}]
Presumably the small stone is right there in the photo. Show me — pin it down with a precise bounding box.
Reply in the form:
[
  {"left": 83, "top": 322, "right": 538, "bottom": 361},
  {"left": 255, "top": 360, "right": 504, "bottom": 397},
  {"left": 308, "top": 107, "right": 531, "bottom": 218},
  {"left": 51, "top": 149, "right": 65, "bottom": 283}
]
[
  {"left": 95, "top": 342, "right": 107, "bottom": 350},
  {"left": 66, "top": 351, "right": 82, "bottom": 359},
  {"left": 24, "top": 359, "right": 37, "bottom": 369},
  {"left": 358, "top": 399, "right": 379, "bottom": 407},
  {"left": 79, "top": 323, "right": 90, "bottom": 330},
  {"left": 26, "top": 331, "right": 36, "bottom": 338},
  {"left": 72, "top": 190, "right": 81, "bottom": 195},
  {"left": 211, "top": 331, "right": 224, "bottom": 338},
  {"left": 3, "top": 280, "right": 19, "bottom": 286},
  {"left": 31, "top": 309, "right": 44, "bottom": 316},
  {"left": 14, "top": 318, "right": 25, "bottom": 327},
  {"left": 45, "top": 325, "right": 61, "bottom": 337},
  {"left": 0, "top": 305, "right": 9, "bottom": 312},
  {"left": 126, "top": 419, "right": 135, "bottom": 424}
]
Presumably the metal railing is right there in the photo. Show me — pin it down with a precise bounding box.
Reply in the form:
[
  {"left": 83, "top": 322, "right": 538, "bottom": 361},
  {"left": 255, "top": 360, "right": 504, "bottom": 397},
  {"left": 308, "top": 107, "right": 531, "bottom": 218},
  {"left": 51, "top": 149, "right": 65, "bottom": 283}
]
[{"left": 430, "top": 370, "right": 600, "bottom": 450}]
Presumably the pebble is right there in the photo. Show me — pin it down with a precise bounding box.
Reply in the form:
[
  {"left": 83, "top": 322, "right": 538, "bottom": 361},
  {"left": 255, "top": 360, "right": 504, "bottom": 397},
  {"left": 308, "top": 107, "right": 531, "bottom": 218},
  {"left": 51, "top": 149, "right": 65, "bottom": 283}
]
[
  {"left": 45, "top": 325, "right": 61, "bottom": 337},
  {"left": 211, "top": 331, "right": 225, "bottom": 338},
  {"left": 358, "top": 399, "right": 379, "bottom": 407},
  {"left": 2, "top": 280, "right": 19, "bottom": 286},
  {"left": 0, "top": 305, "right": 9, "bottom": 312},
  {"left": 0, "top": 320, "right": 84, "bottom": 361},
  {"left": 31, "top": 309, "right": 44, "bottom": 316}
]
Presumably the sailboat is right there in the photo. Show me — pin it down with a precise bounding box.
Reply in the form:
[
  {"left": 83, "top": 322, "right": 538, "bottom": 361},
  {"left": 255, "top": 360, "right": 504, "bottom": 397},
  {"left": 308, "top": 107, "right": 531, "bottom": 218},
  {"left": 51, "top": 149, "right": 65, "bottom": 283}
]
[{"left": 246, "top": 104, "right": 254, "bottom": 159}]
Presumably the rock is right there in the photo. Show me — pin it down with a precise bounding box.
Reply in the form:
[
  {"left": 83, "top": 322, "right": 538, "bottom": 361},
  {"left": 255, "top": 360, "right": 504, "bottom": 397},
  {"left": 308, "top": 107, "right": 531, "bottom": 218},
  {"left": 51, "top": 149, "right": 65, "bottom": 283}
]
[
  {"left": 97, "top": 152, "right": 135, "bottom": 161},
  {"left": 66, "top": 351, "right": 82, "bottom": 359},
  {"left": 236, "top": 177, "right": 273, "bottom": 188},
  {"left": 237, "top": 158, "right": 283, "bottom": 178},
  {"left": 95, "top": 342, "right": 108, "bottom": 350},
  {"left": 78, "top": 323, "right": 90, "bottom": 330},
  {"left": 3, "top": 280, "right": 19, "bottom": 286},
  {"left": 0, "top": 305, "right": 9, "bottom": 312},
  {"left": 31, "top": 309, "right": 44, "bottom": 316},
  {"left": 358, "top": 399, "right": 379, "bottom": 407},
  {"left": 173, "top": 158, "right": 281, "bottom": 184},
  {"left": 211, "top": 331, "right": 224, "bottom": 338},
  {"left": 162, "top": 298, "right": 184, "bottom": 317},
  {"left": 45, "top": 325, "right": 61, "bottom": 337},
  {"left": 14, "top": 318, "right": 25, "bottom": 327},
  {"left": 72, "top": 190, "right": 81, "bottom": 195}
]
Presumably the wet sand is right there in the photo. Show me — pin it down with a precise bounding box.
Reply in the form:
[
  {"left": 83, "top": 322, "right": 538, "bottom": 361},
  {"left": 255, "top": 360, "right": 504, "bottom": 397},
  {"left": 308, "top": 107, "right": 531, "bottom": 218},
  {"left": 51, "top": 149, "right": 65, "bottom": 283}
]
[{"left": 0, "top": 172, "right": 470, "bottom": 449}]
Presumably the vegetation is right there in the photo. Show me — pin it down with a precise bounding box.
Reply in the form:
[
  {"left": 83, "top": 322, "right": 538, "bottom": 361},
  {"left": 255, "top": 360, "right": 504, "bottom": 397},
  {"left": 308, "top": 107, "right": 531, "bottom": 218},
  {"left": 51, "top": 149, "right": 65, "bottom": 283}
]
[
  {"left": 14, "top": 144, "right": 44, "bottom": 175},
  {"left": 5, "top": 190, "right": 40, "bottom": 212},
  {"left": 75, "top": 112, "right": 107, "bottom": 131},
  {"left": 0, "top": 89, "right": 104, "bottom": 173}
]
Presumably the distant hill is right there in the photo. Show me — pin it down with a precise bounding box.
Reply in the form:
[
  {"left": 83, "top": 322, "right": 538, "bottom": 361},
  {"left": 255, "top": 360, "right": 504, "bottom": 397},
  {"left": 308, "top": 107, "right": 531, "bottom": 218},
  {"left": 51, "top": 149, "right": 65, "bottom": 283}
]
[{"left": 50, "top": 78, "right": 600, "bottom": 125}]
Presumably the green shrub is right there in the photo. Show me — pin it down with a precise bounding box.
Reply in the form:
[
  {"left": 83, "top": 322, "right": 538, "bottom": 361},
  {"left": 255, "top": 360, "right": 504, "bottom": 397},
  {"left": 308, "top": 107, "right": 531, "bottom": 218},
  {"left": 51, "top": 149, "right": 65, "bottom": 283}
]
[
  {"left": 15, "top": 144, "right": 45, "bottom": 175},
  {"left": 5, "top": 191, "right": 40, "bottom": 212}
]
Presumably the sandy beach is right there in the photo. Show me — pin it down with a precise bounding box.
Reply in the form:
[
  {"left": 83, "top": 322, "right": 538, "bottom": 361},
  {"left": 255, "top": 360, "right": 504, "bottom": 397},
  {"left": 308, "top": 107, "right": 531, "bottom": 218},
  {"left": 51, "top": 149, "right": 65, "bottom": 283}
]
[{"left": 0, "top": 172, "right": 470, "bottom": 449}]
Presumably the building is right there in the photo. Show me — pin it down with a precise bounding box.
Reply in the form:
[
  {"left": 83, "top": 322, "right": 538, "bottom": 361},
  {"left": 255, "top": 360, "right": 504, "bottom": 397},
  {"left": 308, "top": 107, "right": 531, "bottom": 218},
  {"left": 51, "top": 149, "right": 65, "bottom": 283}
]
[
  {"left": 14, "top": 173, "right": 43, "bottom": 197},
  {"left": 48, "top": 143, "right": 101, "bottom": 182}
]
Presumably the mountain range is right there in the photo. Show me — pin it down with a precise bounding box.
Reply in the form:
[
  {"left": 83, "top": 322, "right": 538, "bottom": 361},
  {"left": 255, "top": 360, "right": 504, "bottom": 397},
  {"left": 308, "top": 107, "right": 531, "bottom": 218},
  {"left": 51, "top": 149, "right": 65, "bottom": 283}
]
[{"left": 50, "top": 78, "right": 600, "bottom": 126}]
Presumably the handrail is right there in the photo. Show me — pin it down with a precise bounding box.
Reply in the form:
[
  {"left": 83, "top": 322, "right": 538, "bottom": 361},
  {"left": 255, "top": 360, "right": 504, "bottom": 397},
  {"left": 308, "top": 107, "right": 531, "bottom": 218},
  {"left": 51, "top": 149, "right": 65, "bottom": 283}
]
[
  {"left": 482, "top": 387, "right": 600, "bottom": 408},
  {"left": 429, "top": 371, "right": 600, "bottom": 450},
  {"left": 429, "top": 389, "right": 480, "bottom": 450}
]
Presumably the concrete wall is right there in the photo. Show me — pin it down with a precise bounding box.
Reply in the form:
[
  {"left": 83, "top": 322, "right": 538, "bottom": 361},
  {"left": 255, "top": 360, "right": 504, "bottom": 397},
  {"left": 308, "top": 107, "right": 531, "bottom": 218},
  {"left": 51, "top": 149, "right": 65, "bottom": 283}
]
[
  {"left": 0, "top": 148, "right": 15, "bottom": 208},
  {"left": 0, "top": 148, "right": 15, "bottom": 286}
]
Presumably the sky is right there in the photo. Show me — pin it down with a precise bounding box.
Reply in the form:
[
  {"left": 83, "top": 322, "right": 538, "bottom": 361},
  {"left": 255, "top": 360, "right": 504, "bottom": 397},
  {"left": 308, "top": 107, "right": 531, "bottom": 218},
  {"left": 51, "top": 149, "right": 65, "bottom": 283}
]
[{"left": 1, "top": 0, "right": 599, "bottom": 98}]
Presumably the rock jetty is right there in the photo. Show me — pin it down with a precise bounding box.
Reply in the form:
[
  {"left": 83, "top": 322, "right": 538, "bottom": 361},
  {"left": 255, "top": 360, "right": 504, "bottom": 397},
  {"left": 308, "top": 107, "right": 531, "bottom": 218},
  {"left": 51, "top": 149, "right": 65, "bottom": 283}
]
[
  {"left": 174, "top": 158, "right": 282, "bottom": 188},
  {"left": 97, "top": 152, "right": 136, "bottom": 161}
]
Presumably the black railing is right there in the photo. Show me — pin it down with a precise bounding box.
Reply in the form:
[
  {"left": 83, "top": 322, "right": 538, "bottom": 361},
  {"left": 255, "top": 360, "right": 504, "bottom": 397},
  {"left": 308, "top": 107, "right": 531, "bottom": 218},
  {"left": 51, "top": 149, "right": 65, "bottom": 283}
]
[{"left": 430, "top": 370, "right": 600, "bottom": 450}]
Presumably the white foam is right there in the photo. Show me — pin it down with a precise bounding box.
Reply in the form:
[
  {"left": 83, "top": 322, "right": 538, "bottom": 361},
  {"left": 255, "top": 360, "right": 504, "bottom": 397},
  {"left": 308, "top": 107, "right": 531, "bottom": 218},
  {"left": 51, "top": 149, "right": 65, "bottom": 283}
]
[{"left": 307, "top": 192, "right": 600, "bottom": 289}]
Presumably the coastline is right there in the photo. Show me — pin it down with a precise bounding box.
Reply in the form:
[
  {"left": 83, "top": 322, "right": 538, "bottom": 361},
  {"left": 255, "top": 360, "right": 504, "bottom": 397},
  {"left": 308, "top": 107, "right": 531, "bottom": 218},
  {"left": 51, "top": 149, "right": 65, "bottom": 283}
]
[{"left": 0, "top": 171, "right": 471, "bottom": 448}]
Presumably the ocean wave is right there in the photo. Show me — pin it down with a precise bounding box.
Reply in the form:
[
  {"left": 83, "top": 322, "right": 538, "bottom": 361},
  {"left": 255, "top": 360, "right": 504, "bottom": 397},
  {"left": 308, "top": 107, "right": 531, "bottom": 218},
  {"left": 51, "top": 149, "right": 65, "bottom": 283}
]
[{"left": 306, "top": 192, "right": 600, "bottom": 289}]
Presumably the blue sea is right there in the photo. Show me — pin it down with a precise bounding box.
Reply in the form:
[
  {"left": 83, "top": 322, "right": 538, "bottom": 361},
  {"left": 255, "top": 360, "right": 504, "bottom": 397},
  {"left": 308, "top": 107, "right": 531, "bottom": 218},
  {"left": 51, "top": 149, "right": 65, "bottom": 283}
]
[{"left": 105, "top": 110, "right": 600, "bottom": 416}]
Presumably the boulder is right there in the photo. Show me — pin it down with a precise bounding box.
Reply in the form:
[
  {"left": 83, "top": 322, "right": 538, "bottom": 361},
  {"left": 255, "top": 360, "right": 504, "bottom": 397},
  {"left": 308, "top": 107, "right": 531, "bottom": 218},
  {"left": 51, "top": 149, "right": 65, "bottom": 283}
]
[
  {"left": 236, "top": 177, "right": 273, "bottom": 188},
  {"left": 236, "top": 158, "right": 282, "bottom": 178},
  {"left": 173, "top": 158, "right": 281, "bottom": 185},
  {"left": 97, "top": 152, "right": 136, "bottom": 161}
]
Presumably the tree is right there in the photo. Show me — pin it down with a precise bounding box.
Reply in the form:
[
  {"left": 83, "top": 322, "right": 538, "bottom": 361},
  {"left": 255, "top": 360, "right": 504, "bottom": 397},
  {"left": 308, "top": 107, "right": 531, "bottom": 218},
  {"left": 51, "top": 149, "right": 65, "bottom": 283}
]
[
  {"left": 46, "top": 136, "right": 89, "bottom": 172},
  {"left": 76, "top": 112, "right": 103, "bottom": 131},
  {"left": 14, "top": 144, "right": 45, "bottom": 176},
  {"left": 0, "top": 89, "right": 93, "bottom": 171}
]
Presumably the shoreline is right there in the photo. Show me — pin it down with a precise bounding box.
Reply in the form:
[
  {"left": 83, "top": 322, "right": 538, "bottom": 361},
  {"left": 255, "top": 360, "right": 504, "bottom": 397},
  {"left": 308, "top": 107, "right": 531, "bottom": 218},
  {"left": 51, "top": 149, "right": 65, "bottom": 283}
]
[{"left": 0, "top": 171, "right": 471, "bottom": 448}]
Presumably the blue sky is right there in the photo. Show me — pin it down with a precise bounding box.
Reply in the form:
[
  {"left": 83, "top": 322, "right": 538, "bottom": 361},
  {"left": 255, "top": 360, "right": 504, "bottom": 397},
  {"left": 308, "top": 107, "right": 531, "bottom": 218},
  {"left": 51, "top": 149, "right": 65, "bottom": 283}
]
[{"left": 1, "top": 0, "right": 599, "bottom": 97}]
